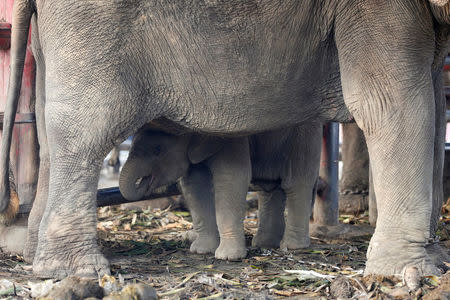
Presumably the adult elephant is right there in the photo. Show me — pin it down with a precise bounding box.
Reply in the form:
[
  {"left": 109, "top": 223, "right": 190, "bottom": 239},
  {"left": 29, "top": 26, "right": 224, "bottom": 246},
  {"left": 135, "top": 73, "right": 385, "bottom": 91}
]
[{"left": 0, "top": 0, "right": 448, "bottom": 279}]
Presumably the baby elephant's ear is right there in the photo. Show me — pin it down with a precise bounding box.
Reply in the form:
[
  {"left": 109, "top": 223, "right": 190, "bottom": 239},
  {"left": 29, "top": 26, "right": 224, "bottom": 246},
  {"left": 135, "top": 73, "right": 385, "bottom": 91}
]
[{"left": 188, "top": 134, "right": 226, "bottom": 164}]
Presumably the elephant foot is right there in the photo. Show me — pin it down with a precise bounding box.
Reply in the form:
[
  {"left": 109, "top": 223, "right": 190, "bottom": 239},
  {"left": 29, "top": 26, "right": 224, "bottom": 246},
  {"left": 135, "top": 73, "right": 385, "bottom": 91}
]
[
  {"left": 215, "top": 236, "right": 247, "bottom": 260},
  {"left": 365, "top": 236, "right": 440, "bottom": 276},
  {"left": 0, "top": 214, "right": 28, "bottom": 256},
  {"left": 33, "top": 250, "right": 110, "bottom": 279},
  {"left": 190, "top": 233, "right": 219, "bottom": 254},
  {"left": 252, "top": 232, "right": 283, "bottom": 249},
  {"left": 338, "top": 192, "right": 368, "bottom": 214},
  {"left": 280, "top": 228, "right": 310, "bottom": 250}
]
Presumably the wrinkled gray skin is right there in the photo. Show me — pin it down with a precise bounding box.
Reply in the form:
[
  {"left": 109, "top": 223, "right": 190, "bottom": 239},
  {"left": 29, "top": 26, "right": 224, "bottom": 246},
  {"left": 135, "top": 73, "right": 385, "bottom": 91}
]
[
  {"left": 0, "top": 0, "right": 448, "bottom": 278},
  {"left": 119, "top": 125, "right": 321, "bottom": 258}
]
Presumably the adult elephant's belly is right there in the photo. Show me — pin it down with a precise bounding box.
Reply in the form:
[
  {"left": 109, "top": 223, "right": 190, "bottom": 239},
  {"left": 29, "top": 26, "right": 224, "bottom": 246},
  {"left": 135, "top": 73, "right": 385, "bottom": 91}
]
[
  {"left": 45, "top": 0, "right": 347, "bottom": 135},
  {"left": 167, "top": 84, "right": 324, "bottom": 135},
  {"left": 126, "top": 2, "right": 344, "bottom": 134},
  {"left": 145, "top": 40, "right": 341, "bottom": 135}
]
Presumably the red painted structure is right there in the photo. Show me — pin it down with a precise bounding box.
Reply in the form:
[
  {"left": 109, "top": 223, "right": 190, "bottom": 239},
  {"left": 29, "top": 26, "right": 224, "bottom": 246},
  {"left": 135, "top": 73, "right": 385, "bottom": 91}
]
[{"left": 0, "top": 0, "right": 39, "bottom": 213}]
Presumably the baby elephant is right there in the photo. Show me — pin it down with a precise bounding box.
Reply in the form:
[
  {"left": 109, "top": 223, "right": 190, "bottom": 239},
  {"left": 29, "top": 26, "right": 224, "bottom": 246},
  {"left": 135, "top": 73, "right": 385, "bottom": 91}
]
[{"left": 119, "top": 123, "right": 322, "bottom": 260}]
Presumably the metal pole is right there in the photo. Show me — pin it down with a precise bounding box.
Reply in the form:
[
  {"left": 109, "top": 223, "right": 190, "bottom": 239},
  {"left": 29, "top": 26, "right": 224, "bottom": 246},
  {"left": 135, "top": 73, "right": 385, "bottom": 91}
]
[
  {"left": 96, "top": 184, "right": 181, "bottom": 207},
  {"left": 313, "top": 122, "right": 339, "bottom": 226},
  {"left": 95, "top": 184, "right": 268, "bottom": 207}
]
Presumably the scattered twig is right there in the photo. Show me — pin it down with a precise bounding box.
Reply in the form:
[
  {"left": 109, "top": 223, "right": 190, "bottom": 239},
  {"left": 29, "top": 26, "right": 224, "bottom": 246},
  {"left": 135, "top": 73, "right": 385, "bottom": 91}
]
[
  {"left": 284, "top": 269, "right": 335, "bottom": 280},
  {"left": 350, "top": 277, "right": 368, "bottom": 294},
  {"left": 314, "top": 283, "right": 328, "bottom": 293},
  {"left": 295, "top": 259, "right": 341, "bottom": 271},
  {"left": 173, "top": 271, "right": 200, "bottom": 289},
  {"left": 197, "top": 292, "right": 224, "bottom": 300},
  {"left": 158, "top": 287, "right": 186, "bottom": 297}
]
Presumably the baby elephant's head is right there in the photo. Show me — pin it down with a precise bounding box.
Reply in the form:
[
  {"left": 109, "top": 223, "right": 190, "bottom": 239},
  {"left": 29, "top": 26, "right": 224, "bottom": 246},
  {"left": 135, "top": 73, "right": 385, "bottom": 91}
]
[
  {"left": 119, "top": 128, "right": 191, "bottom": 201},
  {"left": 119, "top": 127, "right": 226, "bottom": 201}
]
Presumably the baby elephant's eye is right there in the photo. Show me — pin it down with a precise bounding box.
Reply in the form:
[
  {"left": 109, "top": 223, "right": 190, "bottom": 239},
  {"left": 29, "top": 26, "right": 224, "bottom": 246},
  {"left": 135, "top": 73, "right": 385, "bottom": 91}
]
[{"left": 153, "top": 145, "right": 161, "bottom": 156}]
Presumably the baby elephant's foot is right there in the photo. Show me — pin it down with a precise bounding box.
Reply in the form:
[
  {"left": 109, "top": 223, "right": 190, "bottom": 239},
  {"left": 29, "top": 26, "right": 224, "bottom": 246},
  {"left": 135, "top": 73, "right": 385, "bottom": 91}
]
[
  {"left": 215, "top": 236, "right": 247, "bottom": 260},
  {"left": 181, "top": 230, "right": 198, "bottom": 242},
  {"left": 190, "top": 234, "right": 219, "bottom": 254},
  {"left": 252, "top": 232, "right": 283, "bottom": 249},
  {"left": 280, "top": 229, "right": 310, "bottom": 250},
  {"left": 33, "top": 251, "right": 110, "bottom": 279}
]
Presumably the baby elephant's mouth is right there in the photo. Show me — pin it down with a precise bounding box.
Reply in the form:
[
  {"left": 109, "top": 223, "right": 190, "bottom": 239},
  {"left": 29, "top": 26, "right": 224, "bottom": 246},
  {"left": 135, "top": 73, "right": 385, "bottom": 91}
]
[{"left": 135, "top": 174, "right": 155, "bottom": 192}]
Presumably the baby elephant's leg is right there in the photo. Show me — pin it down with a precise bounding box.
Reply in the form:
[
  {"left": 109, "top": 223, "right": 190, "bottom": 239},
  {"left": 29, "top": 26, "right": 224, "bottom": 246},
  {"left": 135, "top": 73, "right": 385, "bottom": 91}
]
[
  {"left": 252, "top": 189, "right": 286, "bottom": 248},
  {"left": 180, "top": 164, "right": 219, "bottom": 254},
  {"left": 281, "top": 123, "right": 322, "bottom": 250},
  {"left": 209, "top": 137, "right": 251, "bottom": 260}
]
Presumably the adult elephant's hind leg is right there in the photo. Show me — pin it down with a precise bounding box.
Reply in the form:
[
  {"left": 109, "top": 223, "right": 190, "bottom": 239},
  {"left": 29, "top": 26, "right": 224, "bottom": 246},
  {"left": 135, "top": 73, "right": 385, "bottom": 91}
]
[{"left": 336, "top": 2, "right": 438, "bottom": 276}]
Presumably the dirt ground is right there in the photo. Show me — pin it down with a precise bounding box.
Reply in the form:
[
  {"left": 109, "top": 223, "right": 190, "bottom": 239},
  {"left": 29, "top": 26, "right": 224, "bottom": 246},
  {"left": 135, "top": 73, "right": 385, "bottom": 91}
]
[{"left": 0, "top": 195, "right": 448, "bottom": 299}]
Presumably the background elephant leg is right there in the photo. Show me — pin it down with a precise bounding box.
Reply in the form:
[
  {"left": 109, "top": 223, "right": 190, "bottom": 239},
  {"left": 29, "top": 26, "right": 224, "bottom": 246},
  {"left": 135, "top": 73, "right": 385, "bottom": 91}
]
[
  {"left": 430, "top": 57, "right": 447, "bottom": 237},
  {"left": 23, "top": 158, "right": 48, "bottom": 263},
  {"left": 339, "top": 123, "right": 369, "bottom": 214},
  {"left": 281, "top": 123, "right": 321, "bottom": 250},
  {"left": 427, "top": 43, "right": 450, "bottom": 271},
  {"left": 430, "top": 117, "right": 445, "bottom": 239},
  {"left": 0, "top": 214, "right": 27, "bottom": 255},
  {"left": 24, "top": 40, "right": 48, "bottom": 263},
  {"left": 445, "top": 87, "right": 450, "bottom": 204},
  {"left": 209, "top": 137, "right": 250, "bottom": 260},
  {"left": 445, "top": 147, "right": 450, "bottom": 205},
  {"left": 180, "top": 163, "right": 219, "bottom": 254},
  {"left": 336, "top": 3, "right": 438, "bottom": 274},
  {"left": 252, "top": 189, "right": 285, "bottom": 248}
]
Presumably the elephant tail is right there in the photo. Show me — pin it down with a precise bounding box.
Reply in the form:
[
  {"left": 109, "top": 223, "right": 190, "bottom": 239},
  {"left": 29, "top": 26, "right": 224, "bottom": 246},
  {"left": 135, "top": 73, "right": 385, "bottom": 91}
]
[
  {"left": 429, "top": 0, "right": 450, "bottom": 25},
  {"left": 0, "top": 0, "right": 33, "bottom": 219}
]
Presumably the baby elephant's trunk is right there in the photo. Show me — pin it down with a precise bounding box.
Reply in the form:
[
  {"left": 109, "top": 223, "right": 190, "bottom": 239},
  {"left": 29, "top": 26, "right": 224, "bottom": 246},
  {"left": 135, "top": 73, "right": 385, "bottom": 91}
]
[{"left": 119, "top": 162, "right": 148, "bottom": 201}]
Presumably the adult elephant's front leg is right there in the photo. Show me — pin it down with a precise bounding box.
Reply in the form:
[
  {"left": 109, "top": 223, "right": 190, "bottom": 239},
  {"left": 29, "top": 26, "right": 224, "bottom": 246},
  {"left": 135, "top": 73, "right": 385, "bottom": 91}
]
[
  {"left": 209, "top": 137, "right": 250, "bottom": 260},
  {"left": 32, "top": 157, "right": 109, "bottom": 278},
  {"left": 30, "top": 101, "right": 138, "bottom": 278},
  {"left": 336, "top": 2, "right": 439, "bottom": 276}
]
